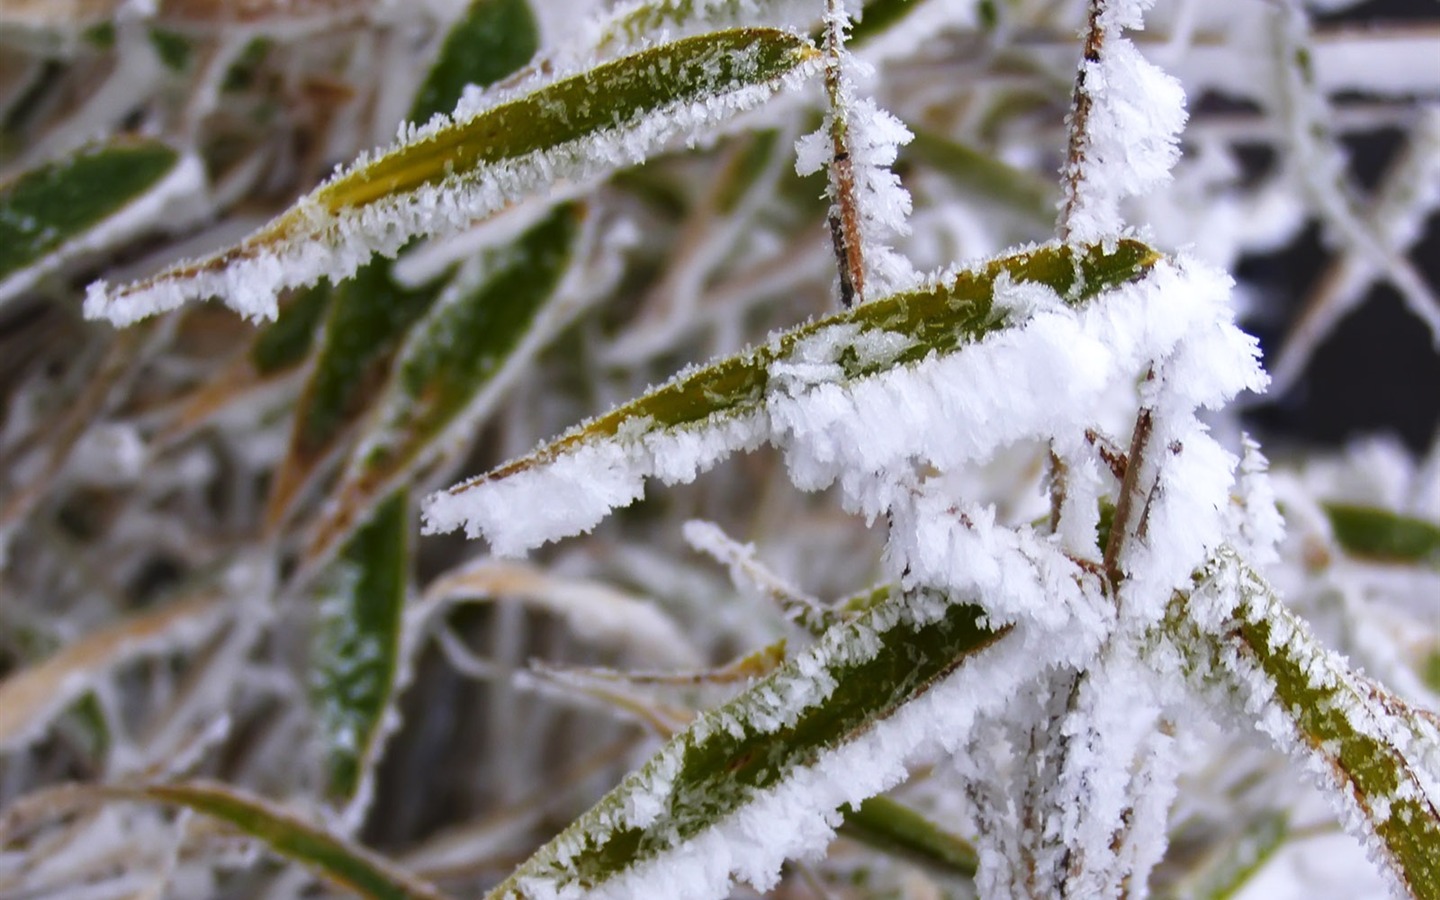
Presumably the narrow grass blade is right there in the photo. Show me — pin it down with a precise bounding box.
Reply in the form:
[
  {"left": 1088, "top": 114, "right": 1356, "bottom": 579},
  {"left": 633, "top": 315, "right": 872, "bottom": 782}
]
[
  {"left": 86, "top": 29, "right": 820, "bottom": 324},
  {"left": 311, "top": 491, "right": 409, "bottom": 811},
  {"left": 0, "top": 138, "right": 200, "bottom": 305},
  {"left": 425, "top": 239, "right": 1159, "bottom": 553},
  {"left": 303, "top": 204, "right": 583, "bottom": 564},
  {"left": 1324, "top": 503, "right": 1440, "bottom": 566},
  {"left": 1190, "top": 552, "right": 1440, "bottom": 898},
  {"left": 486, "top": 589, "right": 1008, "bottom": 898},
  {"left": 409, "top": 0, "right": 539, "bottom": 126},
  {"left": 0, "top": 592, "right": 225, "bottom": 753},
  {"left": 264, "top": 262, "right": 440, "bottom": 532},
  {"left": 122, "top": 780, "right": 448, "bottom": 900}
]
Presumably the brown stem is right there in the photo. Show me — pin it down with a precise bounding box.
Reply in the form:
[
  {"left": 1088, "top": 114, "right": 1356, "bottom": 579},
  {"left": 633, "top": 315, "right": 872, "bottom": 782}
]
[
  {"left": 1057, "top": 0, "right": 1106, "bottom": 242},
  {"left": 1103, "top": 376, "right": 1157, "bottom": 587},
  {"left": 822, "top": 0, "right": 865, "bottom": 306}
]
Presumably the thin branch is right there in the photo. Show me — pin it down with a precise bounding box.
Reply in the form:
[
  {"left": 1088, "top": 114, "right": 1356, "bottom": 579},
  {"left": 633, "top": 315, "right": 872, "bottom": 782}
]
[
  {"left": 822, "top": 0, "right": 866, "bottom": 306},
  {"left": 1057, "top": 0, "right": 1106, "bottom": 243}
]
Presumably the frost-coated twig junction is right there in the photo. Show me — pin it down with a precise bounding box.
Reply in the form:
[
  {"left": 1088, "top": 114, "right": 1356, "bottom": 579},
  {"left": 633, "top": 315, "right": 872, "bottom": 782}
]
[{"left": 2, "top": 0, "right": 1440, "bottom": 898}]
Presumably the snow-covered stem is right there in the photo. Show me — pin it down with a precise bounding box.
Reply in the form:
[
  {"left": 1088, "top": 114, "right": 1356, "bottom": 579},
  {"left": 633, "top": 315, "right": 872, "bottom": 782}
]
[{"left": 820, "top": 0, "right": 866, "bottom": 306}]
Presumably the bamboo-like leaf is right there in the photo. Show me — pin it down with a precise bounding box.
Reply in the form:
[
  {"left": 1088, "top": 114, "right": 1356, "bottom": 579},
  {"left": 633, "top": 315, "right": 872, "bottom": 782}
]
[
  {"left": 425, "top": 239, "right": 1159, "bottom": 552},
  {"left": 1324, "top": 503, "right": 1440, "bottom": 566},
  {"left": 0, "top": 138, "right": 200, "bottom": 305},
  {"left": 250, "top": 283, "right": 334, "bottom": 375},
  {"left": 86, "top": 29, "right": 821, "bottom": 324},
  {"left": 122, "top": 780, "right": 448, "bottom": 900},
  {"left": 1190, "top": 552, "right": 1440, "bottom": 898},
  {"left": 458, "top": 240, "right": 1153, "bottom": 481},
  {"left": 409, "top": 0, "right": 539, "bottom": 126},
  {"left": 311, "top": 491, "right": 409, "bottom": 808},
  {"left": 166, "top": 0, "right": 534, "bottom": 456},
  {"left": 303, "top": 204, "right": 583, "bottom": 563},
  {"left": 486, "top": 588, "right": 1008, "bottom": 898},
  {"left": 264, "top": 262, "right": 441, "bottom": 531}
]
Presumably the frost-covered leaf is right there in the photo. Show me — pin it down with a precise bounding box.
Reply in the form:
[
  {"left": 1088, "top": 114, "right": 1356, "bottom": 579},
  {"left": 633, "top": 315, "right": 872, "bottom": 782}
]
[
  {"left": 1324, "top": 503, "right": 1440, "bottom": 566},
  {"left": 0, "top": 138, "right": 201, "bottom": 306},
  {"left": 303, "top": 204, "right": 583, "bottom": 563},
  {"left": 486, "top": 588, "right": 1007, "bottom": 899},
  {"left": 408, "top": 0, "right": 539, "bottom": 127},
  {"left": 265, "top": 262, "right": 442, "bottom": 531},
  {"left": 85, "top": 28, "right": 821, "bottom": 324},
  {"left": 312, "top": 491, "right": 408, "bottom": 812},
  {"left": 1189, "top": 553, "right": 1440, "bottom": 898},
  {"left": 425, "top": 239, "right": 1160, "bottom": 555},
  {"left": 124, "top": 780, "right": 448, "bottom": 900}
]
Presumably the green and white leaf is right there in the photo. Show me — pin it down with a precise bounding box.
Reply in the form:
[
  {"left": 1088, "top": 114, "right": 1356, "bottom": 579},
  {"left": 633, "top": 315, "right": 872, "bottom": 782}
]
[
  {"left": 265, "top": 260, "right": 442, "bottom": 531},
  {"left": 487, "top": 587, "right": 1009, "bottom": 899},
  {"left": 0, "top": 138, "right": 202, "bottom": 306},
  {"left": 303, "top": 203, "right": 588, "bottom": 565},
  {"left": 84, "top": 28, "right": 821, "bottom": 325},
  {"left": 424, "top": 239, "right": 1161, "bottom": 555},
  {"left": 1186, "top": 551, "right": 1440, "bottom": 899}
]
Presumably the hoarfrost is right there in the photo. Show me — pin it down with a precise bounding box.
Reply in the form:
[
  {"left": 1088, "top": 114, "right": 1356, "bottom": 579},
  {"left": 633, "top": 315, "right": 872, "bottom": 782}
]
[
  {"left": 85, "top": 39, "right": 820, "bottom": 324},
  {"left": 1060, "top": 0, "right": 1188, "bottom": 242}
]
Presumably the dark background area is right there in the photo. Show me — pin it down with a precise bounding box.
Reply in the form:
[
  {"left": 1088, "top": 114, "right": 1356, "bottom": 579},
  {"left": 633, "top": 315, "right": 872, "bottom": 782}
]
[{"left": 1240, "top": 0, "right": 1440, "bottom": 453}]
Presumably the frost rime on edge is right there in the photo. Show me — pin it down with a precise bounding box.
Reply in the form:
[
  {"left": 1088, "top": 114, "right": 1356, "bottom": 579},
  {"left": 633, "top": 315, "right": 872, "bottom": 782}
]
[{"left": 84, "top": 41, "right": 820, "bottom": 325}]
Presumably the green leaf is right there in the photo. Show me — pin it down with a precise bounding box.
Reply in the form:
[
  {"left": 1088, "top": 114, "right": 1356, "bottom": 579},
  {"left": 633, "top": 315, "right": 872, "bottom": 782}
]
[
  {"left": 1194, "top": 553, "right": 1440, "bottom": 898},
  {"left": 459, "top": 239, "right": 1158, "bottom": 487},
  {"left": 316, "top": 29, "right": 813, "bottom": 212},
  {"left": 487, "top": 588, "right": 1008, "bottom": 897},
  {"left": 147, "top": 27, "right": 192, "bottom": 71},
  {"left": 305, "top": 204, "right": 583, "bottom": 563},
  {"left": 312, "top": 491, "right": 409, "bottom": 805},
  {"left": 1323, "top": 503, "right": 1440, "bottom": 566},
  {"left": 250, "top": 283, "right": 334, "bottom": 375},
  {"left": 0, "top": 139, "right": 187, "bottom": 304},
  {"left": 265, "top": 262, "right": 441, "bottom": 531},
  {"left": 409, "top": 0, "right": 539, "bottom": 126},
  {"left": 126, "top": 780, "right": 447, "bottom": 900},
  {"left": 89, "top": 29, "right": 819, "bottom": 324},
  {"left": 839, "top": 796, "right": 979, "bottom": 879}
]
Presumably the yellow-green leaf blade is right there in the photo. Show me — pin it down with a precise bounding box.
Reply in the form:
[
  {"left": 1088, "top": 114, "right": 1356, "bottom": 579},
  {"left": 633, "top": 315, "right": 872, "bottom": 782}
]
[
  {"left": 486, "top": 589, "right": 1008, "bottom": 898},
  {"left": 126, "top": 780, "right": 448, "bottom": 900},
  {"left": 1324, "top": 503, "right": 1440, "bottom": 566},
  {"left": 839, "top": 796, "right": 979, "bottom": 879},
  {"left": 1192, "top": 554, "right": 1440, "bottom": 898},
  {"left": 424, "top": 239, "right": 1160, "bottom": 554},
  {"left": 264, "top": 261, "right": 441, "bottom": 532},
  {"left": 86, "top": 28, "right": 820, "bottom": 325}
]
